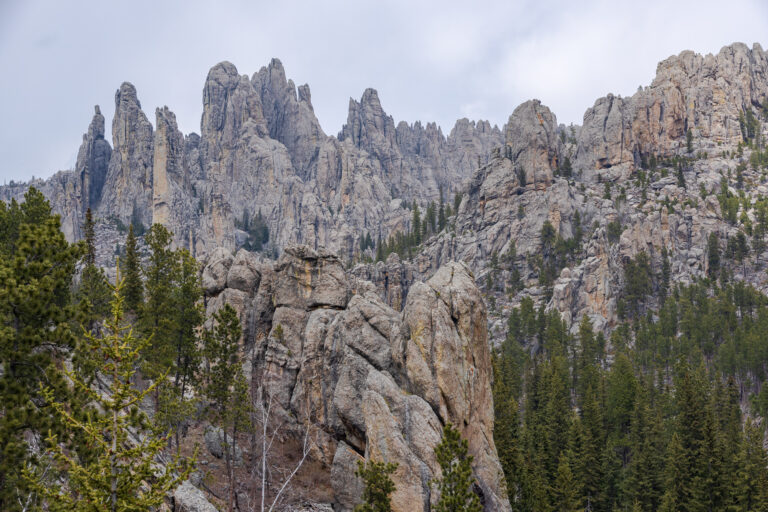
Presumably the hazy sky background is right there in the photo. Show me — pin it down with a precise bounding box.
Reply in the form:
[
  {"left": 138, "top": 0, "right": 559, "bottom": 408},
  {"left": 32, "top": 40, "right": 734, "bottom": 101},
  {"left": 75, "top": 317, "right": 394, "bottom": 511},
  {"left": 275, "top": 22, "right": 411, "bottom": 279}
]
[{"left": 1, "top": 0, "right": 767, "bottom": 181}]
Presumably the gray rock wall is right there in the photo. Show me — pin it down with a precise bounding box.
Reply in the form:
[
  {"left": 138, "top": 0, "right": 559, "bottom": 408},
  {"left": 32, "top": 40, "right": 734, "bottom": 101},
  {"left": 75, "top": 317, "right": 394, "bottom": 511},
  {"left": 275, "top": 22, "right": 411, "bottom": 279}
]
[{"left": 201, "top": 246, "right": 511, "bottom": 512}]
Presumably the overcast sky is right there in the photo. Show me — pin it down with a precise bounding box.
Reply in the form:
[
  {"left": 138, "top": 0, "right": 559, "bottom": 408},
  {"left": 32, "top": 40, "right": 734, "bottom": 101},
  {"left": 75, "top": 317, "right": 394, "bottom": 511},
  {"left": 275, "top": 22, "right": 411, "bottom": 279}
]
[{"left": 1, "top": 0, "right": 767, "bottom": 182}]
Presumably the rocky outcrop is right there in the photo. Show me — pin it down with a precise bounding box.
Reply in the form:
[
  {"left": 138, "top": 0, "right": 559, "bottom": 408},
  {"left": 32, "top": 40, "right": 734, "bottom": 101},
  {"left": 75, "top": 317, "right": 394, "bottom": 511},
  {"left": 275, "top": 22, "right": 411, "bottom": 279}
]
[
  {"left": 204, "top": 425, "right": 243, "bottom": 464},
  {"left": 504, "top": 100, "right": 560, "bottom": 190},
  {"left": 351, "top": 252, "right": 420, "bottom": 311},
  {"left": 202, "top": 246, "right": 510, "bottom": 512},
  {"left": 173, "top": 481, "right": 218, "bottom": 512},
  {"left": 2, "top": 56, "right": 502, "bottom": 262},
  {"left": 98, "top": 82, "right": 154, "bottom": 228},
  {"left": 76, "top": 105, "right": 112, "bottom": 214},
  {"left": 413, "top": 99, "right": 575, "bottom": 278},
  {"left": 340, "top": 89, "right": 504, "bottom": 202},
  {"left": 152, "top": 108, "right": 183, "bottom": 227},
  {"left": 576, "top": 42, "right": 768, "bottom": 171},
  {"left": 252, "top": 59, "right": 325, "bottom": 178}
]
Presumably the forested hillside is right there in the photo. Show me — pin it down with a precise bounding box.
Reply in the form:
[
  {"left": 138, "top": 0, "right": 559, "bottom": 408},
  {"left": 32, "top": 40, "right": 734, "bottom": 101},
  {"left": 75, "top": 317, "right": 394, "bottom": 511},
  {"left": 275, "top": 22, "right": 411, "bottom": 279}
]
[{"left": 493, "top": 278, "right": 768, "bottom": 511}]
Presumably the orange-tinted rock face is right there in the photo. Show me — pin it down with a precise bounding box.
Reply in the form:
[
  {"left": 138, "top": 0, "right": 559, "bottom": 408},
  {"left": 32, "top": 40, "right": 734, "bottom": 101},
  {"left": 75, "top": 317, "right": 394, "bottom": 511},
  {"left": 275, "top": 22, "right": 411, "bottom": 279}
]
[
  {"left": 577, "top": 43, "right": 768, "bottom": 171},
  {"left": 203, "top": 247, "right": 511, "bottom": 511}
]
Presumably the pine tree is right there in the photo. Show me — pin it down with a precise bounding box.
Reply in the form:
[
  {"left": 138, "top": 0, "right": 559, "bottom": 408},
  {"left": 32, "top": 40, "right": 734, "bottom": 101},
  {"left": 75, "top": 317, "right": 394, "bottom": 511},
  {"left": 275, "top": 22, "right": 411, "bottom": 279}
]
[
  {"left": 551, "top": 450, "right": 581, "bottom": 512},
  {"left": 572, "top": 210, "right": 583, "bottom": 248},
  {"left": 77, "top": 208, "right": 111, "bottom": 331},
  {"left": 438, "top": 186, "right": 447, "bottom": 231},
  {"left": 541, "top": 356, "right": 571, "bottom": 482},
  {"left": 713, "top": 377, "right": 742, "bottom": 507},
  {"left": 561, "top": 156, "right": 573, "bottom": 177},
  {"left": 623, "top": 251, "right": 652, "bottom": 316},
  {"left": 354, "top": 459, "right": 398, "bottom": 512},
  {"left": 83, "top": 208, "right": 96, "bottom": 266},
  {"left": 576, "top": 315, "right": 601, "bottom": 401},
  {"left": 580, "top": 384, "right": 606, "bottom": 511},
  {"left": 245, "top": 209, "right": 270, "bottom": 251},
  {"left": 659, "top": 433, "right": 687, "bottom": 512},
  {"left": 519, "top": 451, "right": 549, "bottom": 512},
  {"left": 203, "top": 304, "right": 251, "bottom": 511},
  {"left": 170, "top": 250, "right": 203, "bottom": 395},
  {"left": 626, "top": 390, "right": 664, "bottom": 511},
  {"left": 605, "top": 354, "right": 638, "bottom": 463},
  {"left": 672, "top": 363, "right": 714, "bottom": 511},
  {"left": 492, "top": 352, "right": 523, "bottom": 505},
  {"left": 139, "top": 223, "right": 178, "bottom": 379},
  {"left": 734, "top": 418, "right": 768, "bottom": 512},
  {"left": 123, "top": 223, "right": 143, "bottom": 312},
  {"left": 26, "top": 268, "right": 193, "bottom": 511},
  {"left": 454, "top": 192, "right": 463, "bottom": 215},
  {"left": 426, "top": 201, "right": 437, "bottom": 234},
  {"left": 0, "top": 188, "right": 85, "bottom": 510},
  {"left": 158, "top": 249, "right": 203, "bottom": 451},
  {"left": 686, "top": 128, "right": 694, "bottom": 153},
  {"left": 433, "top": 423, "right": 482, "bottom": 512},
  {"left": 376, "top": 232, "right": 385, "bottom": 262},
  {"left": 660, "top": 247, "right": 671, "bottom": 302},
  {"left": 412, "top": 203, "right": 422, "bottom": 245},
  {"left": 707, "top": 232, "right": 720, "bottom": 279}
]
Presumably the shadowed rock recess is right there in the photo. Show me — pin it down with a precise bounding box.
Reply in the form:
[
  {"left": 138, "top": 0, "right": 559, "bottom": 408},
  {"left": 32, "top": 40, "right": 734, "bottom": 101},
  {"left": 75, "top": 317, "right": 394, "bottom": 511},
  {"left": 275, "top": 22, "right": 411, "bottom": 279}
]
[{"left": 202, "top": 246, "right": 510, "bottom": 511}]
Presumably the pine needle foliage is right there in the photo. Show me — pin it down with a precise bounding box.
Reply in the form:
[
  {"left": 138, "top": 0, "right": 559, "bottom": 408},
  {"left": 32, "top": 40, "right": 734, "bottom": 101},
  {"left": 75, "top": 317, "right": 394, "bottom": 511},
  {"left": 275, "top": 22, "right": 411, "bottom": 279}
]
[
  {"left": 354, "top": 459, "right": 398, "bottom": 512},
  {"left": 27, "top": 267, "right": 194, "bottom": 512},
  {"left": 122, "top": 224, "right": 143, "bottom": 313},
  {"left": 433, "top": 423, "right": 482, "bottom": 512},
  {"left": 0, "top": 188, "right": 85, "bottom": 510}
]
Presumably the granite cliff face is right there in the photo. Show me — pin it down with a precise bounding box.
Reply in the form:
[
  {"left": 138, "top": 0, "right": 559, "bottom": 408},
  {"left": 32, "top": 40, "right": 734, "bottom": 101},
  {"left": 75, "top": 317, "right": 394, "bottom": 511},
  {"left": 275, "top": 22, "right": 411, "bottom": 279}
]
[
  {"left": 576, "top": 42, "right": 768, "bottom": 171},
  {"left": 2, "top": 59, "right": 501, "bottom": 261},
  {"left": 76, "top": 105, "right": 111, "bottom": 215},
  {"left": 5, "top": 42, "right": 768, "bottom": 337},
  {"left": 98, "top": 82, "right": 155, "bottom": 228},
  {"left": 389, "top": 42, "right": 768, "bottom": 338},
  {"left": 200, "top": 246, "right": 510, "bottom": 511}
]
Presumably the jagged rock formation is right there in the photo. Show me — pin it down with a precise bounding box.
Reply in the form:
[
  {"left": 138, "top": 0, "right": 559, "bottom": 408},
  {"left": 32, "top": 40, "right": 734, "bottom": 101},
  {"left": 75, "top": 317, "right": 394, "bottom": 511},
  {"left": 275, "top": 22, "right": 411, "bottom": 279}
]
[
  {"left": 3, "top": 42, "right": 768, "bottom": 340},
  {"left": 252, "top": 58, "right": 325, "bottom": 178},
  {"left": 411, "top": 100, "right": 572, "bottom": 275},
  {"left": 76, "top": 105, "right": 111, "bottom": 214},
  {"left": 340, "top": 88, "right": 504, "bottom": 202},
  {"left": 503, "top": 99, "right": 560, "bottom": 189},
  {"left": 576, "top": 42, "right": 768, "bottom": 171},
  {"left": 98, "top": 82, "right": 155, "bottom": 228},
  {"left": 2, "top": 59, "right": 501, "bottom": 262},
  {"left": 152, "top": 106, "right": 195, "bottom": 240},
  {"left": 402, "top": 43, "right": 768, "bottom": 336},
  {"left": 201, "top": 246, "right": 510, "bottom": 511},
  {"left": 351, "top": 252, "right": 420, "bottom": 311}
]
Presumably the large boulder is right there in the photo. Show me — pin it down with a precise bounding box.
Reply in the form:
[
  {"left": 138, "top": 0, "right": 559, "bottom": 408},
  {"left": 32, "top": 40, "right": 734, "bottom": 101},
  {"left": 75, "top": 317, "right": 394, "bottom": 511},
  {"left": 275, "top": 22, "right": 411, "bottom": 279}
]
[
  {"left": 226, "top": 249, "right": 262, "bottom": 292},
  {"left": 202, "top": 247, "right": 234, "bottom": 295},
  {"left": 203, "top": 425, "right": 243, "bottom": 465},
  {"left": 173, "top": 481, "right": 218, "bottom": 512}
]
